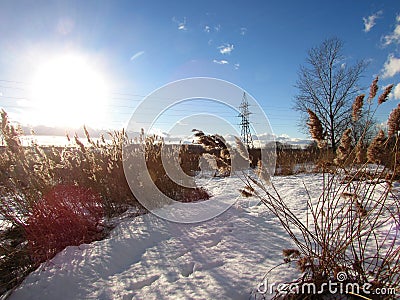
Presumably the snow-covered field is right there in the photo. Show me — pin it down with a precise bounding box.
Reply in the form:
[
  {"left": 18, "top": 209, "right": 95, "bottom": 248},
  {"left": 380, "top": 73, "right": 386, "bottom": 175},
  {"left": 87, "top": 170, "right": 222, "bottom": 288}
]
[{"left": 7, "top": 174, "right": 397, "bottom": 300}]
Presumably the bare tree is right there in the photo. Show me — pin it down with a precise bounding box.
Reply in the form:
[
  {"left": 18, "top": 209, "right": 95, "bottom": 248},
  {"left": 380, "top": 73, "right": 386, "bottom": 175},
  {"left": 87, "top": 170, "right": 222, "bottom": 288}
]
[{"left": 294, "top": 37, "right": 368, "bottom": 151}]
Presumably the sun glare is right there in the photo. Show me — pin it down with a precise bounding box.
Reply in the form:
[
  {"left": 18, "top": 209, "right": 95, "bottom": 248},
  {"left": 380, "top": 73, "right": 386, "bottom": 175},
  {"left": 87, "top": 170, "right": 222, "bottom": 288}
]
[{"left": 30, "top": 54, "right": 109, "bottom": 128}]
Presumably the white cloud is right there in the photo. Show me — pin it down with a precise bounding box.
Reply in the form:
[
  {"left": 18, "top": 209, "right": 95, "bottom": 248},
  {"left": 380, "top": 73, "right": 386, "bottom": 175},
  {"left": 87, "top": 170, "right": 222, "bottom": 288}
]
[
  {"left": 213, "top": 59, "right": 229, "bottom": 65},
  {"left": 172, "top": 16, "right": 187, "bottom": 31},
  {"left": 363, "top": 11, "right": 382, "bottom": 33},
  {"left": 234, "top": 63, "right": 240, "bottom": 70},
  {"left": 240, "top": 27, "right": 247, "bottom": 36},
  {"left": 130, "top": 51, "right": 145, "bottom": 62},
  {"left": 218, "top": 43, "right": 234, "bottom": 55},
  {"left": 382, "top": 54, "right": 400, "bottom": 78},
  {"left": 214, "top": 24, "right": 221, "bottom": 32},
  {"left": 204, "top": 25, "right": 211, "bottom": 33},
  {"left": 390, "top": 83, "right": 400, "bottom": 100},
  {"left": 177, "top": 120, "right": 188, "bottom": 126},
  {"left": 382, "top": 14, "right": 400, "bottom": 45}
]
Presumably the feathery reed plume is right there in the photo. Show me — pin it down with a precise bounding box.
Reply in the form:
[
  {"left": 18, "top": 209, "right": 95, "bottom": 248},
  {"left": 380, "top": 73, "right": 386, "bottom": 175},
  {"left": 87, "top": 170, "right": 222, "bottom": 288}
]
[
  {"left": 368, "top": 76, "right": 379, "bottom": 102},
  {"left": 352, "top": 94, "right": 364, "bottom": 122},
  {"left": 306, "top": 109, "right": 325, "bottom": 148},
  {"left": 367, "top": 130, "right": 386, "bottom": 163},
  {"left": 355, "top": 200, "right": 367, "bottom": 217},
  {"left": 0, "top": 109, "right": 22, "bottom": 153},
  {"left": 378, "top": 84, "right": 394, "bottom": 105},
  {"left": 201, "top": 153, "right": 218, "bottom": 170},
  {"left": 283, "top": 248, "right": 301, "bottom": 263},
  {"left": 83, "top": 125, "right": 92, "bottom": 145},
  {"left": 220, "top": 148, "right": 230, "bottom": 160},
  {"left": 214, "top": 134, "right": 227, "bottom": 147},
  {"left": 234, "top": 136, "right": 250, "bottom": 161},
  {"left": 388, "top": 103, "right": 400, "bottom": 137},
  {"left": 355, "top": 141, "right": 365, "bottom": 164},
  {"left": 74, "top": 133, "right": 86, "bottom": 153},
  {"left": 334, "top": 128, "right": 352, "bottom": 165},
  {"left": 256, "top": 160, "right": 271, "bottom": 184},
  {"left": 239, "top": 189, "right": 253, "bottom": 197}
]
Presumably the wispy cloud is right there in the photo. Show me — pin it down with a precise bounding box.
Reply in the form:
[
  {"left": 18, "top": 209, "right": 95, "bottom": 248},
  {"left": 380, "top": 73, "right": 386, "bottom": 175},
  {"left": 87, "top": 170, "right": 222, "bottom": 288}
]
[
  {"left": 177, "top": 120, "right": 188, "bottom": 126},
  {"left": 213, "top": 59, "right": 229, "bottom": 65},
  {"left": 363, "top": 10, "right": 382, "bottom": 33},
  {"left": 382, "top": 54, "right": 400, "bottom": 78},
  {"left": 240, "top": 27, "right": 247, "bottom": 36},
  {"left": 130, "top": 51, "right": 145, "bottom": 62},
  {"left": 172, "top": 16, "right": 187, "bottom": 31},
  {"left": 234, "top": 63, "right": 240, "bottom": 70},
  {"left": 214, "top": 24, "right": 221, "bottom": 32},
  {"left": 218, "top": 43, "right": 234, "bottom": 55},
  {"left": 204, "top": 25, "right": 211, "bottom": 33},
  {"left": 382, "top": 14, "right": 400, "bottom": 45}
]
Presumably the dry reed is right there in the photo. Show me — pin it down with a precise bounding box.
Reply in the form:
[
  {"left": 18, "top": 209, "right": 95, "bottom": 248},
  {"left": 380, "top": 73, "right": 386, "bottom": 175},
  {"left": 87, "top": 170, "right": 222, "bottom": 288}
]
[
  {"left": 388, "top": 103, "right": 400, "bottom": 137},
  {"left": 378, "top": 84, "right": 394, "bottom": 105},
  {"left": 367, "top": 130, "right": 386, "bottom": 164},
  {"left": 306, "top": 109, "right": 326, "bottom": 149},
  {"left": 368, "top": 76, "right": 379, "bottom": 102},
  {"left": 351, "top": 94, "right": 364, "bottom": 122}
]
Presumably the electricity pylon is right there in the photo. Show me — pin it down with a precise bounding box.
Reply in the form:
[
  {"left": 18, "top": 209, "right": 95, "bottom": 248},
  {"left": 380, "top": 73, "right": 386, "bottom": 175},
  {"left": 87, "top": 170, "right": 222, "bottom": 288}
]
[{"left": 238, "top": 92, "right": 254, "bottom": 149}]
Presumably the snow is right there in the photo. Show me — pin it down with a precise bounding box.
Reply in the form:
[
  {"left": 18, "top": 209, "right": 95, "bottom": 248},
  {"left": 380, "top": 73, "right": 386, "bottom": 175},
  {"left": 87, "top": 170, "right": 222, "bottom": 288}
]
[{"left": 7, "top": 174, "right": 398, "bottom": 299}]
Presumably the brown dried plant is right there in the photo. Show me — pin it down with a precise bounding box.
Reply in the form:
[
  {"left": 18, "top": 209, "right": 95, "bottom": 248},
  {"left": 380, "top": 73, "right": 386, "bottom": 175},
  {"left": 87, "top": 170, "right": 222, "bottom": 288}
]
[
  {"left": 367, "top": 129, "right": 386, "bottom": 164},
  {"left": 368, "top": 76, "right": 379, "bottom": 102},
  {"left": 378, "top": 84, "right": 394, "bottom": 105},
  {"left": 334, "top": 128, "right": 352, "bottom": 165},
  {"left": 388, "top": 103, "right": 400, "bottom": 137},
  {"left": 355, "top": 141, "right": 366, "bottom": 164},
  {"left": 248, "top": 78, "right": 400, "bottom": 299},
  {"left": 306, "top": 109, "right": 326, "bottom": 149},
  {"left": 351, "top": 94, "right": 364, "bottom": 122}
]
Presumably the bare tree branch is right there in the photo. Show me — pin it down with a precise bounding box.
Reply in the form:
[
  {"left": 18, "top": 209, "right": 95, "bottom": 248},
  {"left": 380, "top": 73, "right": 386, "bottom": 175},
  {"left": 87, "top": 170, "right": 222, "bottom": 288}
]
[{"left": 294, "top": 37, "right": 368, "bottom": 151}]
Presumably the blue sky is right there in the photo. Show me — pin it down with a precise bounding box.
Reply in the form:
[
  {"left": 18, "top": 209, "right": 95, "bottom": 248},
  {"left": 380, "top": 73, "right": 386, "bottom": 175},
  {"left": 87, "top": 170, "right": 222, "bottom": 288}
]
[{"left": 0, "top": 0, "right": 400, "bottom": 141}]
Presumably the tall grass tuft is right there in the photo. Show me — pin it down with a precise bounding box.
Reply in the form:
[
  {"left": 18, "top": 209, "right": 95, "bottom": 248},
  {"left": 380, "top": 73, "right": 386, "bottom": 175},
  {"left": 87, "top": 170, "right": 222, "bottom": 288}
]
[
  {"left": 378, "top": 84, "right": 394, "bottom": 105},
  {"left": 245, "top": 78, "right": 400, "bottom": 299},
  {"left": 24, "top": 185, "right": 104, "bottom": 265},
  {"left": 0, "top": 109, "right": 214, "bottom": 294},
  {"left": 387, "top": 104, "right": 400, "bottom": 138},
  {"left": 306, "top": 109, "right": 326, "bottom": 149}
]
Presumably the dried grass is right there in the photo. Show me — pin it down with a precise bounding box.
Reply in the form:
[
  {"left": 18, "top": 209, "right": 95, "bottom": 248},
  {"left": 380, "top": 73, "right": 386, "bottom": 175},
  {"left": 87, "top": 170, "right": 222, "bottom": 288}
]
[
  {"left": 306, "top": 109, "right": 326, "bottom": 149},
  {"left": 388, "top": 104, "right": 400, "bottom": 138},
  {"left": 378, "top": 84, "right": 394, "bottom": 105},
  {"left": 247, "top": 78, "right": 400, "bottom": 299},
  {"left": 0, "top": 110, "right": 210, "bottom": 294}
]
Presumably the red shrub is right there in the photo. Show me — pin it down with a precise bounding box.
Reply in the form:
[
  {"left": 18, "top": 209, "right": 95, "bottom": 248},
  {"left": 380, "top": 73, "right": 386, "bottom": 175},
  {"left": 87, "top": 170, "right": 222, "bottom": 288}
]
[{"left": 24, "top": 185, "right": 104, "bottom": 265}]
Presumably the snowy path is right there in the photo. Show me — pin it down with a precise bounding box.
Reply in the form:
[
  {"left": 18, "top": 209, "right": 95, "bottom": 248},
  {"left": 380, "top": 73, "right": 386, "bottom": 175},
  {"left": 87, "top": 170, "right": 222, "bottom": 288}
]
[{"left": 10, "top": 174, "right": 327, "bottom": 300}]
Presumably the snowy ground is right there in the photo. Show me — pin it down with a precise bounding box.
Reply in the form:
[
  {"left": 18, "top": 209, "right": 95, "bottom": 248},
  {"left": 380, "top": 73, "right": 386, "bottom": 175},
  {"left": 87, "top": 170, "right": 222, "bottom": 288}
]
[{"left": 7, "top": 173, "right": 397, "bottom": 300}]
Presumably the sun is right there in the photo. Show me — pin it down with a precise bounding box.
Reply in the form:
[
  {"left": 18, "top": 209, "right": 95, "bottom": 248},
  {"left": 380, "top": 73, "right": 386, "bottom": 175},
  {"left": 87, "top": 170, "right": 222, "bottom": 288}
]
[{"left": 30, "top": 54, "right": 109, "bottom": 128}]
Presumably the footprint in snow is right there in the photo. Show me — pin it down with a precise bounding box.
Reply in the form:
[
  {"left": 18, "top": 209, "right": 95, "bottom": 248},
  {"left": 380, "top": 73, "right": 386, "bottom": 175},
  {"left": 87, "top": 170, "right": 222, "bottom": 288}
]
[{"left": 179, "top": 262, "right": 195, "bottom": 277}]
